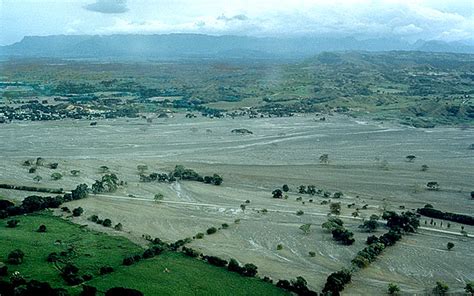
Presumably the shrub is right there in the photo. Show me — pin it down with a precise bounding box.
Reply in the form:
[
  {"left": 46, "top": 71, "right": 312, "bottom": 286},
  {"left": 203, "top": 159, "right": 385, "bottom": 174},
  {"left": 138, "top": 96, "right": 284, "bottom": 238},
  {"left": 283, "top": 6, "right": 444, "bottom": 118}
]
[
  {"left": 51, "top": 172, "right": 63, "bottom": 180},
  {"left": 61, "top": 206, "right": 70, "bottom": 213},
  {"left": 388, "top": 283, "right": 400, "bottom": 295},
  {"left": 0, "top": 263, "right": 8, "bottom": 276},
  {"left": 296, "top": 210, "right": 304, "bottom": 216},
  {"left": 447, "top": 242, "right": 454, "bottom": 250},
  {"left": 72, "top": 207, "right": 84, "bottom": 217},
  {"left": 433, "top": 281, "right": 449, "bottom": 295},
  {"left": 114, "top": 223, "right": 123, "bottom": 231},
  {"left": 221, "top": 223, "right": 229, "bottom": 229},
  {"left": 7, "top": 249, "right": 25, "bottom": 264},
  {"left": 98, "top": 266, "right": 114, "bottom": 276},
  {"left": 6, "top": 219, "right": 19, "bottom": 228},
  {"left": 142, "top": 249, "right": 155, "bottom": 259},
  {"left": 37, "top": 224, "right": 47, "bottom": 232},
  {"left": 203, "top": 255, "right": 227, "bottom": 267},
  {"left": 122, "top": 256, "right": 136, "bottom": 266},
  {"left": 105, "top": 287, "right": 144, "bottom": 296},
  {"left": 47, "top": 252, "right": 59, "bottom": 262},
  {"left": 309, "top": 251, "right": 316, "bottom": 257},
  {"left": 182, "top": 247, "right": 200, "bottom": 258},
  {"left": 228, "top": 259, "right": 243, "bottom": 273},
  {"left": 206, "top": 227, "right": 217, "bottom": 235},
  {"left": 195, "top": 232, "right": 204, "bottom": 239},
  {"left": 89, "top": 215, "right": 99, "bottom": 222},
  {"left": 282, "top": 184, "right": 289, "bottom": 192},
  {"left": 276, "top": 244, "right": 283, "bottom": 250}
]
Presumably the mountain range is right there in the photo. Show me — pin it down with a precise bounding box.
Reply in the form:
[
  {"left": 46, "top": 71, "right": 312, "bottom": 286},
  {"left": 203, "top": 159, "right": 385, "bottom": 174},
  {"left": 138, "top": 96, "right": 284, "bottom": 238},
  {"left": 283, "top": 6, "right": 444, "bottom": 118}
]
[{"left": 1, "top": 34, "right": 473, "bottom": 60}]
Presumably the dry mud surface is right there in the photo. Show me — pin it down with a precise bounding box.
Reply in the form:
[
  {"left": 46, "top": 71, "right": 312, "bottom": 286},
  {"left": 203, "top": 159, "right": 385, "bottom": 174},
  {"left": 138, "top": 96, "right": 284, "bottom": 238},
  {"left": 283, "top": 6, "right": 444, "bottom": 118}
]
[{"left": 1, "top": 114, "right": 473, "bottom": 294}]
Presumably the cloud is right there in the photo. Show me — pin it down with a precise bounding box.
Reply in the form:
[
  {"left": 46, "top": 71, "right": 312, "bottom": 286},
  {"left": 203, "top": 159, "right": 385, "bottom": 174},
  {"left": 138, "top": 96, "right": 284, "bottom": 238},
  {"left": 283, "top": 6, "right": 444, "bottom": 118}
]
[
  {"left": 84, "top": 0, "right": 129, "bottom": 14},
  {"left": 216, "top": 14, "right": 249, "bottom": 22}
]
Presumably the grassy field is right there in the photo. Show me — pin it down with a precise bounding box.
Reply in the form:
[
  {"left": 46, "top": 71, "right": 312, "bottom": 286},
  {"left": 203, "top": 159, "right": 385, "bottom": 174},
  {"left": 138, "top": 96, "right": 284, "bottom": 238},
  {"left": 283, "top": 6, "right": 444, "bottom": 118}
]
[
  {"left": 87, "top": 252, "right": 288, "bottom": 296},
  {"left": 0, "top": 212, "right": 287, "bottom": 295}
]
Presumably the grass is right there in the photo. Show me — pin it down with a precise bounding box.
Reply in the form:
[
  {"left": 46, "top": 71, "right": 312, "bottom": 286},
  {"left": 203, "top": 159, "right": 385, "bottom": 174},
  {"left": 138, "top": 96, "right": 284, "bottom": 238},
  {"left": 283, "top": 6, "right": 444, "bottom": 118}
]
[
  {"left": 0, "top": 212, "right": 288, "bottom": 295},
  {"left": 87, "top": 252, "right": 288, "bottom": 296},
  {"left": 0, "top": 211, "right": 142, "bottom": 288}
]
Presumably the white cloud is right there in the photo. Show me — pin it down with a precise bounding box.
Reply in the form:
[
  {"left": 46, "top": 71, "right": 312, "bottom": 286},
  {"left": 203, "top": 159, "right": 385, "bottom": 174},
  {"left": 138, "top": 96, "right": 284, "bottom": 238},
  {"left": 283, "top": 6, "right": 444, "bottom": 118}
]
[{"left": 84, "top": 0, "right": 129, "bottom": 14}]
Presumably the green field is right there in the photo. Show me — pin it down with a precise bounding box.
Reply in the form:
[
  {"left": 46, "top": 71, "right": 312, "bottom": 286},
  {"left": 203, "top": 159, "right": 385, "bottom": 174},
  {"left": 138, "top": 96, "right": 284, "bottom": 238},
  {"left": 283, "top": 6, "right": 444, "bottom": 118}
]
[{"left": 0, "top": 212, "right": 287, "bottom": 295}]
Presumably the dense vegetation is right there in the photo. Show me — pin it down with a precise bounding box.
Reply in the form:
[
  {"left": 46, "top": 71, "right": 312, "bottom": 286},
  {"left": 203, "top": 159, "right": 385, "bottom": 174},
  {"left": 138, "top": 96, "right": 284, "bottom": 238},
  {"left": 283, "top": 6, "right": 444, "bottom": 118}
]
[
  {"left": 417, "top": 206, "right": 474, "bottom": 226},
  {"left": 1, "top": 51, "right": 473, "bottom": 127}
]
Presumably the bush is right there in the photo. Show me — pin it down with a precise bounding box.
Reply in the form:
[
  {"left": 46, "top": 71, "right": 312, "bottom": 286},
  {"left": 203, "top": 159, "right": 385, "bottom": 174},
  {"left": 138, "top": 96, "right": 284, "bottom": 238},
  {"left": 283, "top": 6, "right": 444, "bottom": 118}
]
[
  {"left": 296, "top": 210, "right": 304, "bottom": 216},
  {"left": 182, "top": 247, "right": 200, "bottom": 258},
  {"left": 221, "top": 223, "right": 229, "bottom": 229},
  {"left": 203, "top": 255, "right": 227, "bottom": 267},
  {"left": 37, "top": 224, "right": 47, "bottom": 232},
  {"left": 242, "top": 263, "right": 258, "bottom": 277},
  {"left": 433, "top": 281, "right": 449, "bottom": 295},
  {"left": 99, "top": 266, "right": 114, "bottom": 275},
  {"left": 51, "top": 172, "right": 63, "bottom": 180},
  {"left": 105, "top": 287, "right": 144, "bottom": 296},
  {"left": 276, "top": 244, "right": 283, "bottom": 250},
  {"left": 142, "top": 249, "right": 155, "bottom": 259},
  {"left": 388, "top": 283, "right": 400, "bottom": 295},
  {"left": 309, "top": 251, "right": 316, "bottom": 257},
  {"left": 61, "top": 206, "right": 70, "bottom": 213},
  {"left": 72, "top": 207, "right": 84, "bottom": 217},
  {"left": 6, "top": 219, "right": 19, "bottom": 228},
  {"left": 122, "top": 256, "right": 136, "bottom": 266},
  {"left": 447, "top": 242, "right": 454, "bottom": 250},
  {"left": 47, "top": 252, "right": 59, "bottom": 262},
  {"left": 89, "top": 215, "right": 99, "bottom": 222},
  {"left": 228, "top": 259, "right": 243, "bottom": 273},
  {"left": 195, "top": 232, "right": 204, "bottom": 239},
  {"left": 114, "top": 223, "right": 123, "bottom": 231},
  {"left": 322, "top": 269, "right": 352, "bottom": 295},
  {"left": 206, "top": 227, "right": 217, "bottom": 235},
  {"left": 7, "top": 249, "right": 25, "bottom": 264}
]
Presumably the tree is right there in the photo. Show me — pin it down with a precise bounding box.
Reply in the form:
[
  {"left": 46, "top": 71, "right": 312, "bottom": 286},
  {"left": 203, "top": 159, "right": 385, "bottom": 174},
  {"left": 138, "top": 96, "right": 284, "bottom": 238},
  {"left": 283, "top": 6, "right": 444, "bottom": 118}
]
[
  {"left": 212, "top": 174, "right": 223, "bottom": 185},
  {"left": 427, "top": 181, "right": 439, "bottom": 191},
  {"left": 114, "top": 223, "right": 123, "bottom": 231},
  {"left": 446, "top": 242, "right": 454, "bottom": 250},
  {"left": 272, "top": 189, "right": 283, "bottom": 199},
  {"left": 37, "top": 224, "right": 47, "bottom": 232},
  {"left": 388, "top": 283, "right": 400, "bottom": 295},
  {"left": 421, "top": 164, "right": 429, "bottom": 171},
  {"left": 323, "top": 269, "right": 351, "bottom": 295},
  {"left": 299, "top": 224, "right": 311, "bottom": 235},
  {"left": 137, "top": 165, "right": 148, "bottom": 174},
  {"left": 282, "top": 184, "right": 289, "bottom": 192},
  {"left": 70, "top": 170, "right": 80, "bottom": 176},
  {"left": 298, "top": 185, "right": 306, "bottom": 194},
  {"left": 359, "top": 219, "right": 378, "bottom": 232},
  {"left": 322, "top": 217, "right": 344, "bottom": 232},
  {"left": 33, "top": 175, "right": 42, "bottom": 183},
  {"left": 406, "top": 155, "right": 416, "bottom": 162},
  {"left": 242, "top": 263, "right": 258, "bottom": 277},
  {"left": 465, "top": 282, "right": 474, "bottom": 295},
  {"left": 102, "top": 219, "right": 112, "bottom": 227},
  {"left": 206, "top": 227, "right": 217, "bottom": 235},
  {"left": 154, "top": 193, "right": 164, "bottom": 202},
  {"left": 8, "top": 249, "right": 25, "bottom": 264},
  {"left": 433, "top": 281, "right": 449, "bottom": 296},
  {"left": 330, "top": 202, "right": 341, "bottom": 215},
  {"left": 99, "top": 166, "right": 109, "bottom": 173},
  {"left": 7, "top": 219, "right": 19, "bottom": 228},
  {"left": 72, "top": 207, "right": 84, "bottom": 217},
  {"left": 51, "top": 172, "right": 63, "bottom": 180},
  {"left": 319, "top": 154, "right": 329, "bottom": 164}
]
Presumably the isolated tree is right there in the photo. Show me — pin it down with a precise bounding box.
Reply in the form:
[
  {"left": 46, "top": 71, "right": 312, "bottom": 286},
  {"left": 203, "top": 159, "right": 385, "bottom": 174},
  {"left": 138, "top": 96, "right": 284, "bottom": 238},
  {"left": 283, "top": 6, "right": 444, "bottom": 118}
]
[
  {"left": 446, "top": 242, "right": 454, "bottom": 250},
  {"left": 154, "top": 193, "right": 164, "bottom": 202},
  {"left": 421, "top": 164, "right": 429, "bottom": 171},
  {"left": 114, "top": 223, "right": 123, "bottom": 231},
  {"left": 28, "top": 167, "right": 37, "bottom": 174},
  {"left": 426, "top": 182, "right": 439, "bottom": 191},
  {"left": 7, "top": 249, "right": 25, "bottom": 264},
  {"left": 137, "top": 165, "right": 148, "bottom": 174},
  {"left": 240, "top": 204, "right": 246, "bottom": 212},
  {"left": 206, "top": 227, "right": 217, "bottom": 235},
  {"left": 51, "top": 172, "right": 62, "bottom": 180},
  {"left": 433, "top": 281, "right": 449, "bottom": 296},
  {"left": 299, "top": 224, "right": 311, "bottom": 235},
  {"left": 272, "top": 189, "right": 283, "bottom": 199},
  {"left": 330, "top": 202, "right": 341, "bottom": 215},
  {"left": 72, "top": 207, "right": 83, "bottom": 217},
  {"left": 70, "top": 170, "right": 80, "bottom": 176},
  {"left": 37, "top": 224, "right": 47, "bottom": 232},
  {"left": 99, "top": 166, "right": 109, "bottom": 173},
  {"left": 319, "top": 154, "right": 329, "bottom": 164},
  {"left": 406, "top": 155, "right": 416, "bottom": 162},
  {"left": 282, "top": 184, "right": 289, "bottom": 192},
  {"left": 33, "top": 175, "right": 42, "bottom": 183},
  {"left": 102, "top": 219, "right": 112, "bottom": 227},
  {"left": 388, "top": 283, "right": 400, "bottom": 295}
]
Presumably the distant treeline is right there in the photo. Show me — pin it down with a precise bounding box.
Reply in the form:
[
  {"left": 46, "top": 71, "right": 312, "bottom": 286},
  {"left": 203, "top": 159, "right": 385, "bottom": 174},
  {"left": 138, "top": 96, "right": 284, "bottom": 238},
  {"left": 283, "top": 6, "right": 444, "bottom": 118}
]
[
  {"left": 417, "top": 207, "right": 474, "bottom": 226},
  {"left": 0, "top": 184, "right": 64, "bottom": 194}
]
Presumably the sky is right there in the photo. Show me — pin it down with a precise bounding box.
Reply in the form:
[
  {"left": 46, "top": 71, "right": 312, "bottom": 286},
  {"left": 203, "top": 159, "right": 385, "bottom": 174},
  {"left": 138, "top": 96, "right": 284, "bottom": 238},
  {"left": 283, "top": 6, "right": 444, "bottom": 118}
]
[{"left": 0, "top": 0, "right": 473, "bottom": 45}]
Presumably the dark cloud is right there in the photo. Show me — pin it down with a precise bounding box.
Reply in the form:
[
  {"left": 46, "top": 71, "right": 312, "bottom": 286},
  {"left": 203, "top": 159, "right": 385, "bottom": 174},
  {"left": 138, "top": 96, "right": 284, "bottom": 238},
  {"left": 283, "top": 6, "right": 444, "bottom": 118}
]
[
  {"left": 84, "top": 0, "right": 129, "bottom": 14},
  {"left": 217, "top": 14, "right": 249, "bottom": 22}
]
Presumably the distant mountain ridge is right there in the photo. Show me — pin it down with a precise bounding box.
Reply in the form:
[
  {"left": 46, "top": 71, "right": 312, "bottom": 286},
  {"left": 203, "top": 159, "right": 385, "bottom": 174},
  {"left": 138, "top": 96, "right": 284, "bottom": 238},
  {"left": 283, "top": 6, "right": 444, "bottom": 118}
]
[{"left": 1, "top": 34, "right": 473, "bottom": 60}]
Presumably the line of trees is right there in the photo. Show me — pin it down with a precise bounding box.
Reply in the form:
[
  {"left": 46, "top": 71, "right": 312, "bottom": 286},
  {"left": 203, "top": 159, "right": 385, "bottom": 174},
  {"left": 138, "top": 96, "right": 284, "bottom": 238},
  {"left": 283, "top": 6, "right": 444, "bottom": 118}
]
[
  {"left": 139, "top": 165, "right": 223, "bottom": 186},
  {"left": 417, "top": 206, "right": 474, "bottom": 226}
]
